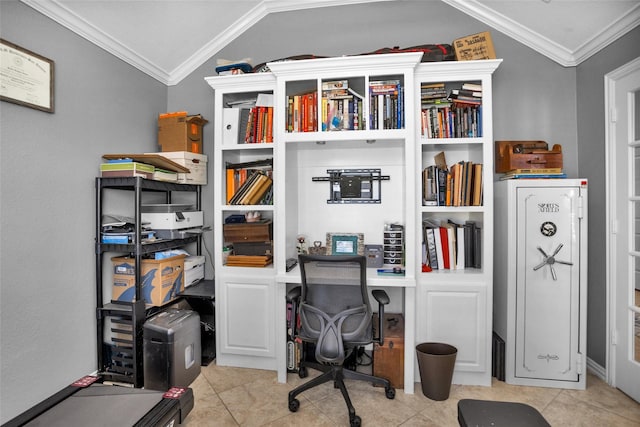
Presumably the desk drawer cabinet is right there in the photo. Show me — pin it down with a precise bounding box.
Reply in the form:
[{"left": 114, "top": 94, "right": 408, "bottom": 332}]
[{"left": 223, "top": 220, "right": 272, "bottom": 243}]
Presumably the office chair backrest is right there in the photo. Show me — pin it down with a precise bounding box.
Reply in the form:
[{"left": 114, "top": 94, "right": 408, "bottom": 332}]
[{"left": 298, "top": 255, "right": 372, "bottom": 364}]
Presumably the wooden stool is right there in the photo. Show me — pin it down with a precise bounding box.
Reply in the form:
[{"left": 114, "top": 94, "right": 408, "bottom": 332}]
[{"left": 458, "top": 399, "right": 550, "bottom": 427}]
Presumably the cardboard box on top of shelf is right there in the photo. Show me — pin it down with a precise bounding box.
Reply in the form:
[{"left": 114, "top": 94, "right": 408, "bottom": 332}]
[
  {"left": 453, "top": 31, "right": 497, "bottom": 61},
  {"left": 158, "top": 112, "right": 208, "bottom": 154}
]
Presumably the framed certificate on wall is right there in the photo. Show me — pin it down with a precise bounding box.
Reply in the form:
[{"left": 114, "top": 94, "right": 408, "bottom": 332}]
[{"left": 1, "top": 39, "right": 54, "bottom": 113}]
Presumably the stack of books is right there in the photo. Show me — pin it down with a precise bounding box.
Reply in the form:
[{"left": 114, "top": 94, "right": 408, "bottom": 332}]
[
  {"left": 100, "top": 159, "right": 178, "bottom": 182},
  {"left": 420, "top": 82, "right": 483, "bottom": 138},
  {"left": 321, "top": 80, "right": 364, "bottom": 131},
  {"left": 499, "top": 168, "right": 566, "bottom": 180}
]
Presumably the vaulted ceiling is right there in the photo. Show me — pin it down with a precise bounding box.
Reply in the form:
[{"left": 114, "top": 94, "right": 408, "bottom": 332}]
[{"left": 21, "top": 0, "right": 640, "bottom": 85}]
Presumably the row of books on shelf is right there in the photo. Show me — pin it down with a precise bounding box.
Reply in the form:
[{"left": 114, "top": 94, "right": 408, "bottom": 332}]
[
  {"left": 225, "top": 158, "right": 273, "bottom": 205},
  {"left": 422, "top": 218, "right": 481, "bottom": 270},
  {"left": 423, "top": 161, "right": 483, "bottom": 207},
  {"left": 369, "top": 79, "right": 404, "bottom": 130},
  {"left": 241, "top": 106, "right": 274, "bottom": 143},
  {"left": 226, "top": 94, "right": 274, "bottom": 144},
  {"left": 321, "top": 80, "right": 365, "bottom": 131},
  {"left": 421, "top": 82, "right": 482, "bottom": 138},
  {"left": 285, "top": 79, "right": 406, "bottom": 132},
  {"left": 287, "top": 91, "right": 317, "bottom": 133}
]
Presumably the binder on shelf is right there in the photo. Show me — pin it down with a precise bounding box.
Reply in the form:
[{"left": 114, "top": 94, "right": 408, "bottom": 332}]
[{"left": 223, "top": 108, "right": 240, "bottom": 145}]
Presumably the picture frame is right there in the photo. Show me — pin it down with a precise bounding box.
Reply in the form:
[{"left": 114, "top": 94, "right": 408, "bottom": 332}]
[
  {"left": 1, "top": 39, "right": 55, "bottom": 113},
  {"left": 327, "top": 233, "right": 365, "bottom": 256}
]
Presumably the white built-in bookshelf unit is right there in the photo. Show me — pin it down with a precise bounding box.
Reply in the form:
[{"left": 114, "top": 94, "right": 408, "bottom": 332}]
[{"left": 206, "top": 54, "right": 501, "bottom": 392}]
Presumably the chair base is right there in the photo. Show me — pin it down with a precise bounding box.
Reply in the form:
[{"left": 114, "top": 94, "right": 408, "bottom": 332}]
[{"left": 288, "top": 360, "right": 395, "bottom": 427}]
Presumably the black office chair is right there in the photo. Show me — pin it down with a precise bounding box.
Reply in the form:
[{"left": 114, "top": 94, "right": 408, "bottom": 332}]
[{"left": 287, "top": 254, "right": 395, "bottom": 427}]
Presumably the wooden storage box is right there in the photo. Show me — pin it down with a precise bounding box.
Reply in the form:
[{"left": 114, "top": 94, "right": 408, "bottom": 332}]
[
  {"left": 373, "top": 313, "right": 405, "bottom": 389},
  {"left": 495, "top": 141, "right": 563, "bottom": 173},
  {"left": 223, "top": 219, "right": 272, "bottom": 243}
]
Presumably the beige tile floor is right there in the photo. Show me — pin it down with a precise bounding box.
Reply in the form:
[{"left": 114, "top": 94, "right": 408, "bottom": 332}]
[{"left": 182, "top": 362, "right": 640, "bottom": 426}]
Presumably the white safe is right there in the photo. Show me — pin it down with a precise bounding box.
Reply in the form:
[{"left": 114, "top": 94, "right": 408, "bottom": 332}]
[{"left": 494, "top": 179, "right": 587, "bottom": 389}]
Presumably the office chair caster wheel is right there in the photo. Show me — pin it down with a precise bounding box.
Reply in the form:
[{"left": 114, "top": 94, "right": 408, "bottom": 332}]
[
  {"left": 298, "top": 367, "right": 308, "bottom": 378},
  {"left": 288, "top": 398, "right": 300, "bottom": 412},
  {"left": 350, "top": 414, "right": 361, "bottom": 427},
  {"left": 385, "top": 386, "right": 395, "bottom": 399}
]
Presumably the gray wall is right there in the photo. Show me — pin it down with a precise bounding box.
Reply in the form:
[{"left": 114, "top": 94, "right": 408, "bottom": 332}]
[
  {"left": 1, "top": 0, "right": 635, "bottom": 421},
  {"left": 0, "top": 1, "right": 167, "bottom": 422},
  {"left": 576, "top": 26, "right": 640, "bottom": 367}
]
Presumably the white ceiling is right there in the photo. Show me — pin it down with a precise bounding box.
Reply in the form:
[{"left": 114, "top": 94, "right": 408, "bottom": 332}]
[{"left": 21, "top": 0, "right": 640, "bottom": 85}]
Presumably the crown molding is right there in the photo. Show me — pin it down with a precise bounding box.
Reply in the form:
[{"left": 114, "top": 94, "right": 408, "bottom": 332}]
[
  {"left": 21, "top": 0, "right": 393, "bottom": 86},
  {"left": 21, "top": 0, "right": 640, "bottom": 85},
  {"left": 572, "top": 3, "right": 640, "bottom": 66},
  {"left": 442, "top": 0, "right": 640, "bottom": 67},
  {"left": 442, "top": 0, "right": 576, "bottom": 66},
  {"left": 167, "top": 0, "right": 394, "bottom": 85},
  {"left": 21, "top": 0, "right": 171, "bottom": 83}
]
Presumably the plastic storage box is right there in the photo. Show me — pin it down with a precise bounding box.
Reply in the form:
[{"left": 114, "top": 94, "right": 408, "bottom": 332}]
[{"left": 143, "top": 308, "right": 201, "bottom": 391}]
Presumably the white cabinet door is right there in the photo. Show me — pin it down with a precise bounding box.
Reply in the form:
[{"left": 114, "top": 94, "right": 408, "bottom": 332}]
[
  {"left": 217, "top": 275, "right": 276, "bottom": 359},
  {"left": 421, "top": 283, "right": 487, "bottom": 374}
]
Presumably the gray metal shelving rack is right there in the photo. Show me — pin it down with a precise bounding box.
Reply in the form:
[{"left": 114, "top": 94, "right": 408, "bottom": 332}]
[{"left": 95, "top": 176, "right": 201, "bottom": 387}]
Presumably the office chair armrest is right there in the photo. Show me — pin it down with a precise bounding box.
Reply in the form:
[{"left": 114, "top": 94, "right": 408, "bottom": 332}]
[
  {"left": 371, "top": 289, "right": 389, "bottom": 305},
  {"left": 372, "top": 289, "right": 389, "bottom": 344}
]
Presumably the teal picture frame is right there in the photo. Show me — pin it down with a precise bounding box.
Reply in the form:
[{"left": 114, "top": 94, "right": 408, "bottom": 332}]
[{"left": 327, "top": 233, "right": 364, "bottom": 256}]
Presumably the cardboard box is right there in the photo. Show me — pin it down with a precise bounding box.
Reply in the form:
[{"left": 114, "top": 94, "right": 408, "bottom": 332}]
[
  {"left": 453, "top": 31, "right": 497, "bottom": 61},
  {"left": 158, "top": 113, "right": 208, "bottom": 154},
  {"left": 184, "top": 255, "right": 205, "bottom": 287},
  {"left": 112, "top": 255, "right": 185, "bottom": 307},
  {"left": 153, "top": 151, "right": 208, "bottom": 185}
]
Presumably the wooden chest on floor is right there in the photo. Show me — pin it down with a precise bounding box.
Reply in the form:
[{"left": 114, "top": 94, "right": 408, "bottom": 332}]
[{"left": 372, "top": 313, "right": 405, "bottom": 389}]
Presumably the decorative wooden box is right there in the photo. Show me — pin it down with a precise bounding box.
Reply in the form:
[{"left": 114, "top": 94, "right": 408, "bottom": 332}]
[
  {"left": 373, "top": 313, "right": 405, "bottom": 389},
  {"left": 495, "top": 141, "right": 563, "bottom": 173},
  {"left": 223, "top": 219, "right": 273, "bottom": 258},
  {"left": 223, "top": 219, "right": 272, "bottom": 243}
]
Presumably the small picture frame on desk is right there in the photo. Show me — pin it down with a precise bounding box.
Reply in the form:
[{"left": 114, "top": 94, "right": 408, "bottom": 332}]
[{"left": 327, "top": 233, "right": 364, "bottom": 256}]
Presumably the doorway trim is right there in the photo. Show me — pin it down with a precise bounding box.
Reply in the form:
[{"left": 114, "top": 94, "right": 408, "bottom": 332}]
[{"left": 605, "top": 55, "right": 640, "bottom": 386}]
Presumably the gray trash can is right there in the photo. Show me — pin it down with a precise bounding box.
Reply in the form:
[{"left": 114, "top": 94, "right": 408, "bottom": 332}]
[{"left": 416, "top": 342, "right": 457, "bottom": 401}]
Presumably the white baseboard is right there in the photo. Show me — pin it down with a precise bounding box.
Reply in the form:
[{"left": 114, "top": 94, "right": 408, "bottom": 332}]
[{"left": 587, "top": 357, "right": 606, "bottom": 381}]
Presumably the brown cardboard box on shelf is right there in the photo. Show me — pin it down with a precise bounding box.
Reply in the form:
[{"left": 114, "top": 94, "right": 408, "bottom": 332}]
[
  {"left": 150, "top": 151, "right": 208, "bottom": 185},
  {"left": 453, "top": 31, "right": 497, "bottom": 61},
  {"left": 158, "top": 112, "right": 208, "bottom": 154},
  {"left": 111, "top": 255, "right": 185, "bottom": 307},
  {"left": 495, "top": 141, "right": 563, "bottom": 173}
]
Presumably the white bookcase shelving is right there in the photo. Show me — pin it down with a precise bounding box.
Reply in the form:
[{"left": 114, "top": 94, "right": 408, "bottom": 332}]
[{"left": 206, "top": 55, "right": 501, "bottom": 392}]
